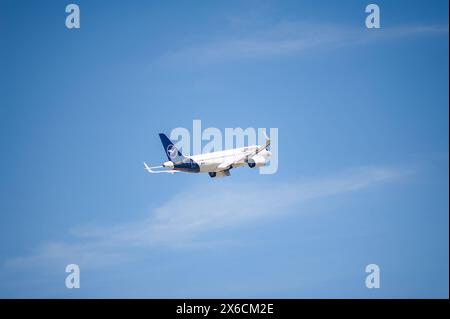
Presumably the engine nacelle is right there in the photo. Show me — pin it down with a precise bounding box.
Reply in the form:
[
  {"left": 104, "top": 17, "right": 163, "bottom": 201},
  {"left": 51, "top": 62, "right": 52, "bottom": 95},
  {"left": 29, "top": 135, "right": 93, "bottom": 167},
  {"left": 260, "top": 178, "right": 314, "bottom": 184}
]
[
  {"left": 247, "top": 155, "right": 266, "bottom": 168},
  {"left": 209, "top": 170, "right": 231, "bottom": 178},
  {"left": 163, "top": 161, "right": 174, "bottom": 169}
]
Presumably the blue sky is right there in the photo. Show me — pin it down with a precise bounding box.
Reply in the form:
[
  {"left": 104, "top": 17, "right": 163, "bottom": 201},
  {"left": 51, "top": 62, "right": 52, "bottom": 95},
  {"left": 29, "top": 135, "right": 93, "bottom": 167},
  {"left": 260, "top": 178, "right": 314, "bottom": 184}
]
[{"left": 0, "top": 0, "right": 448, "bottom": 298}]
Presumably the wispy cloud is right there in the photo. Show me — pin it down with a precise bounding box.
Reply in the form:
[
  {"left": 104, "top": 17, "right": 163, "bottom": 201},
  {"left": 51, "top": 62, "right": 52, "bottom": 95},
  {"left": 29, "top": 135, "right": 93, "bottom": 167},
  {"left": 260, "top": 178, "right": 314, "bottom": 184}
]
[
  {"left": 160, "top": 22, "right": 448, "bottom": 65},
  {"left": 3, "top": 166, "right": 408, "bottom": 271}
]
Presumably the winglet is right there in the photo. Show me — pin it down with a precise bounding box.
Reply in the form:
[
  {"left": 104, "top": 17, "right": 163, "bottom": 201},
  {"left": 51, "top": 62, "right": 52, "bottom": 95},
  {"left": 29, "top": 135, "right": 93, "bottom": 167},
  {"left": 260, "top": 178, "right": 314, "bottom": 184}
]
[
  {"left": 257, "top": 129, "right": 270, "bottom": 153},
  {"left": 262, "top": 128, "right": 270, "bottom": 143},
  {"left": 143, "top": 162, "right": 179, "bottom": 174}
]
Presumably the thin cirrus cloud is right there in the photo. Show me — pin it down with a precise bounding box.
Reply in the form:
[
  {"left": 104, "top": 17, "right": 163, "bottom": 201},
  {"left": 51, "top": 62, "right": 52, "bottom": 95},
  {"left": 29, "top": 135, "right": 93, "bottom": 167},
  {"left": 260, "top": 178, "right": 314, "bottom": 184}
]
[
  {"left": 3, "top": 165, "right": 408, "bottom": 270},
  {"left": 159, "top": 22, "right": 449, "bottom": 65}
]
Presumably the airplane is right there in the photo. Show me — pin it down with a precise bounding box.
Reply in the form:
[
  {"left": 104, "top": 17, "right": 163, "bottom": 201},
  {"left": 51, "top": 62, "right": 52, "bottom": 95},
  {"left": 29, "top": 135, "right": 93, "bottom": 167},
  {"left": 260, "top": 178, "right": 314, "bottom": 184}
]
[{"left": 144, "top": 131, "right": 271, "bottom": 178}]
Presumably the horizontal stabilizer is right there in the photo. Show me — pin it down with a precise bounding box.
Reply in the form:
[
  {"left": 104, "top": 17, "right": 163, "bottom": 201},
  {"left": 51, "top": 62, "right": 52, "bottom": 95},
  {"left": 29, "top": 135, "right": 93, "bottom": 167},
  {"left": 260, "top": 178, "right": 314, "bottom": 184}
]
[{"left": 143, "top": 162, "right": 179, "bottom": 174}]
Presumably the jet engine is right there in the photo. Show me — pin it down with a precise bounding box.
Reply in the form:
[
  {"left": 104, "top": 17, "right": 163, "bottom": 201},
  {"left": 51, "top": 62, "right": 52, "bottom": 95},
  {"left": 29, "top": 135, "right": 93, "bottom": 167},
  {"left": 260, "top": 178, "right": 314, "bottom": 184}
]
[
  {"left": 209, "top": 170, "right": 231, "bottom": 178},
  {"left": 162, "top": 161, "right": 174, "bottom": 169},
  {"left": 247, "top": 155, "right": 266, "bottom": 168}
]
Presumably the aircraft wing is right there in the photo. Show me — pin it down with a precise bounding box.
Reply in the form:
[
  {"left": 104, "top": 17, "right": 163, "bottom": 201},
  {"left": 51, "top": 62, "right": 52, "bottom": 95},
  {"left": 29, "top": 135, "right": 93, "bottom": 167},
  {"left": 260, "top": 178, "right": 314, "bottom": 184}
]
[
  {"left": 217, "top": 161, "right": 235, "bottom": 171},
  {"left": 143, "top": 162, "right": 180, "bottom": 174},
  {"left": 216, "top": 129, "right": 270, "bottom": 171}
]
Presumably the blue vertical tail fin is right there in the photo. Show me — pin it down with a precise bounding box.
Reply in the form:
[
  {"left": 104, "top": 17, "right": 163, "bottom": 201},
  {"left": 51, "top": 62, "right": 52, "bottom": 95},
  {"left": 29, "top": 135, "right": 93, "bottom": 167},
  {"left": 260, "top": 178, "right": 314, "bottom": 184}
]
[{"left": 159, "top": 133, "right": 186, "bottom": 163}]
